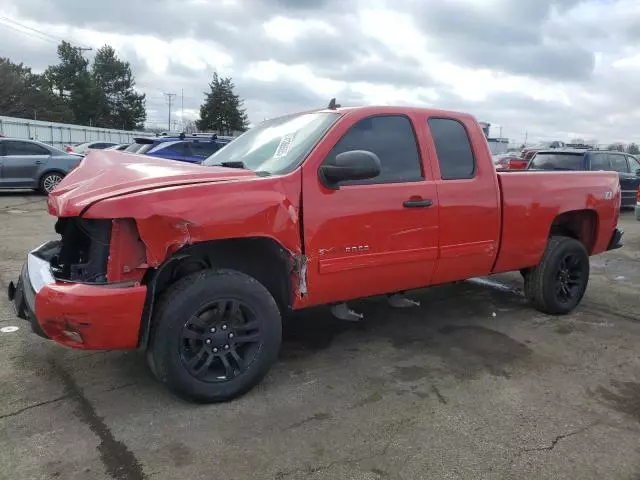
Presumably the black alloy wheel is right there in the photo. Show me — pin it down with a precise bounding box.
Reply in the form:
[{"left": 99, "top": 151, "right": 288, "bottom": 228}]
[
  {"left": 555, "top": 253, "right": 585, "bottom": 304},
  {"left": 180, "top": 299, "right": 261, "bottom": 381},
  {"left": 148, "top": 269, "right": 282, "bottom": 403}
]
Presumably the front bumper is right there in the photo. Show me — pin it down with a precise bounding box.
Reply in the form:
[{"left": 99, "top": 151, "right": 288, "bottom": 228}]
[
  {"left": 607, "top": 228, "right": 624, "bottom": 251},
  {"left": 7, "top": 241, "right": 147, "bottom": 350}
]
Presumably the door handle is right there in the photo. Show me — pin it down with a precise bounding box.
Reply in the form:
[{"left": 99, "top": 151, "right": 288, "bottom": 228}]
[
  {"left": 35, "top": 161, "right": 43, "bottom": 165},
  {"left": 403, "top": 199, "right": 433, "bottom": 208}
]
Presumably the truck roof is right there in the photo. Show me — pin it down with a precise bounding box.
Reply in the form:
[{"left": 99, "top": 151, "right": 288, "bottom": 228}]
[{"left": 283, "top": 105, "right": 478, "bottom": 123}]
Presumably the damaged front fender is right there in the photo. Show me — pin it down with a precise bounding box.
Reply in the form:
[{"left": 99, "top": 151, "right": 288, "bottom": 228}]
[{"left": 82, "top": 172, "right": 308, "bottom": 302}]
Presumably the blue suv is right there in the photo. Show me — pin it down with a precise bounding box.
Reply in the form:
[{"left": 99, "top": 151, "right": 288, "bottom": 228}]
[{"left": 124, "top": 133, "right": 232, "bottom": 163}]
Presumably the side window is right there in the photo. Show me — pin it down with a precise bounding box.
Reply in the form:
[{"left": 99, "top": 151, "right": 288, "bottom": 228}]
[
  {"left": 190, "top": 142, "right": 221, "bottom": 158},
  {"left": 608, "top": 154, "right": 629, "bottom": 173},
  {"left": 626, "top": 155, "right": 640, "bottom": 173},
  {"left": 4, "top": 141, "right": 49, "bottom": 156},
  {"left": 165, "top": 142, "right": 189, "bottom": 156},
  {"left": 428, "top": 118, "right": 475, "bottom": 180},
  {"left": 326, "top": 115, "right": 423, "bottom": 184},
  {"left": 590, "top": 153, "right": 610, "bottom": 170}
]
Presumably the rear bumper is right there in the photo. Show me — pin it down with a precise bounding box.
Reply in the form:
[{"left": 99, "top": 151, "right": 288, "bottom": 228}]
[
  {"left": 607, "top": 228, "right": 624, "bottom": 251},
  {"left": 8, "top": 241, "right": 147, "bottom": 350}
]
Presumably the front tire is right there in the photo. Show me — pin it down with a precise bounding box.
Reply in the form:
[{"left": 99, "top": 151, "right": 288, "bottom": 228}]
[
  {"left": 148, "top": 269, "right": 282, "bottom": 403},
  {"left": 524, "top": 236, "right": 590, "bottom": 315}
]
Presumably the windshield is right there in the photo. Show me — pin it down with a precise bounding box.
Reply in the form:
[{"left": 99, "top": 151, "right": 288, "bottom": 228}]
[
  {"left": 529, "top": 152, "right": 585, "bottom": 171},
  {"left": 202, "top": 112, "right": 340, "bottom": 174}
]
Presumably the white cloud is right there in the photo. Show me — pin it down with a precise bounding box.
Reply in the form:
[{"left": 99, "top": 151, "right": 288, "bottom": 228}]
[{"left": 2, "top": 0, "right": 640, "bottom": 144}]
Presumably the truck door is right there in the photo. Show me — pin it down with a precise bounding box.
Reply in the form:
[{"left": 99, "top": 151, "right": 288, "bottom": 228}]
[
  {"left": 300, "top": 112, "right": 439, "bottom": 307},
  {"left": 609, "top": 153, "right": 637, "bottom": 207},
  {"left": 424, "top": 117, "right": 501, "bottom": 283},
  {"left": 626, "top": 155, "right": 640, "bottom": 205}
]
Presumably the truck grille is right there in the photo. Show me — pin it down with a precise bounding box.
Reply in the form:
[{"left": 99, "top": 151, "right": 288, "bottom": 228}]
[{"left": 51, "top": 218, "right": 112, "bottom": 283}]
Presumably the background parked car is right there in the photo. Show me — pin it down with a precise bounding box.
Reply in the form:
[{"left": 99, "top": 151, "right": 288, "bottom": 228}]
[
  {"left": 65, "top": 141, "right": 118, "bottom": 154},
  {"left": 125, "top": 134, "right": 231, "bottom": 163},
  {"left": 493, "top": 153, "right": 529, "bottom": 170},
  {"left": 528, "top": 149, "right": 640, "bottom": 207},
  {"left": 104, "top": 143, "right": 131, "bottom": 151},
  {"left": 0, "top": 137, "right": 83, "bottom": 193}
]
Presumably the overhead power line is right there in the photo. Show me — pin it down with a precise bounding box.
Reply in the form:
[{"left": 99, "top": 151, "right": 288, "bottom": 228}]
[
  {"left": 0, "top": 15, "right": 92, "bottom": 51},
  {"left": 0, "top": 15, "right": 64, "bottom": 43},
  {"left": 0, "top": 18, "right": 58, "bottom": 44}
]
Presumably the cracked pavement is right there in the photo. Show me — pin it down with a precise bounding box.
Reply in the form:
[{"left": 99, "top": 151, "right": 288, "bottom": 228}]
[{"left": 1, "top": 192, "right": 640, "bottom": 479}]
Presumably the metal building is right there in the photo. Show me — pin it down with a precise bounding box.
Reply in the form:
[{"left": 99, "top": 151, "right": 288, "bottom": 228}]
[{"left": 0, "top": 115, "right": 147, "bottom": 150}]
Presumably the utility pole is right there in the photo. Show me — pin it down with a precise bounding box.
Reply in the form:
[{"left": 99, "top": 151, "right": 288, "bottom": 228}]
[
  {"left": 181, "top": 88, "right": 184, "bottom": 132},
  {"left": 524, "top": 130, "right": 528, "bottom": 146},
  {"left": 164, "top": 92, "right": 176, "bottom": 131}
]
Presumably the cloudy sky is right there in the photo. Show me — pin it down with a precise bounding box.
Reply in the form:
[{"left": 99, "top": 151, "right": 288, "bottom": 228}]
[{"left": 1, "top": 0, "right": 639, "bottom": 144}]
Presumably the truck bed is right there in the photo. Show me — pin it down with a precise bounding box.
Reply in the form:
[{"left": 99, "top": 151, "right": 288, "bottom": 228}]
[{"left": 493, "top": 170, "right": 620, "bottom": 274}]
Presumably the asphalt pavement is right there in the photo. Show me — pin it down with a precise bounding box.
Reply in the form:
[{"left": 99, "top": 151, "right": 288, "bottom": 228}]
[{"left": 1, "top": 192, "right": 639, "bottom": 480}]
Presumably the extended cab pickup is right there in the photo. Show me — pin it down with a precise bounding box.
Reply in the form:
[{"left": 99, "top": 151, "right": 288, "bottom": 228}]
[{"left": 8, "top": 105, "right": 623, "bottom": 402}]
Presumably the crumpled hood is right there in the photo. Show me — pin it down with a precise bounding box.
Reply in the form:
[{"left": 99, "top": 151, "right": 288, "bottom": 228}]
[{"left": 48, "top": 150, "right": 257, "bottom": 217}]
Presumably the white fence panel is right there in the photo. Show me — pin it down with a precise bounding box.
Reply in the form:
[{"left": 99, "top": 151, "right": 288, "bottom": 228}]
[{"left": 0, "top": 115, "right": 147, "bottom": 149}]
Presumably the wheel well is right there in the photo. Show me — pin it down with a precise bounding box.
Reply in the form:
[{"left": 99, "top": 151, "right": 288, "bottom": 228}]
[
  {"left": 148, "top": 236, "right": 294, "bottom": 312},
  {"left": 549, "top": 210, "right": 598, "bottom": 253}
]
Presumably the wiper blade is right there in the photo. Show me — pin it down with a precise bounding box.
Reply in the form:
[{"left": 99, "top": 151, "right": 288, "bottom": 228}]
[{"left": 209, "top": 161, "right": 247, "bottom": 169}]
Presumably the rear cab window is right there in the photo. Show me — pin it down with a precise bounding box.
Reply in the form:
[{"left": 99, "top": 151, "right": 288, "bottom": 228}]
[
  {"left": 529, "top": 152, "right": 585, "bottom": 171},
  {"left": 427, "top": 118, "right": 475, "bottom": 180}
]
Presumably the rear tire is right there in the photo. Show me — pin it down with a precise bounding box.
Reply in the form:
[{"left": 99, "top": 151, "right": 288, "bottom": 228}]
[
  {"left": 524, "top": 236, "right": 589, "bottom": 315},
  {"left": 148, "top": 269, "right": 282, "bottom": 403},
  {"left": 39, "top": 172, "right": 64, "bottom": 194}
]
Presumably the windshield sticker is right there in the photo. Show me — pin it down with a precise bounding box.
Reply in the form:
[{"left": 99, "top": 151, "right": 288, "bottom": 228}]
[{"left": 273, "top": 134, "right": 295, "bottom": 159}]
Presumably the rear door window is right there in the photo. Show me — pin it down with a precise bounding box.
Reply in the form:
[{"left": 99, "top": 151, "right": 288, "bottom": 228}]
[
  {"left": 590, "top": 153, "right": 610, "bottom": 170},
  {"left": 190, "top": 142, "right": 221, "bottom": 159},
  {"left": 165, "top": 142, "right": 190, "bottom": 157},
  {"left": 3, "top": 141, "right": 49, "bottom": 156},
  {"left": 529, "top": 153, "right": 585, "bottom": 171},
  {"left": 428, "top": 118, "right": 475, "bottom": 180}
]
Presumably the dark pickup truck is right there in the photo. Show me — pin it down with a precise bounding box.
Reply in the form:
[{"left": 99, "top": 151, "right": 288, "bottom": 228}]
[{"left": 528, "top": 149, "right": 640, "bottom": 208}]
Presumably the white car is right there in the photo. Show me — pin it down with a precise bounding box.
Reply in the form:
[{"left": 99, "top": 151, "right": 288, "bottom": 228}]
[{"left": 65, "top": 141, "right": 119, "bottom": 155}]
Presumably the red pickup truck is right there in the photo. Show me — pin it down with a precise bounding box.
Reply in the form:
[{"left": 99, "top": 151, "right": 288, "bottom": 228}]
[{"left": 9, "top": 104, "right": 623, "bottom": 402}]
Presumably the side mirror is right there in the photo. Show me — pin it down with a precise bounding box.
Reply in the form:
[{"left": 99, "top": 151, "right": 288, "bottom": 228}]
[{"left": 318, "top": 150, "right": 381, "bottom": 189}]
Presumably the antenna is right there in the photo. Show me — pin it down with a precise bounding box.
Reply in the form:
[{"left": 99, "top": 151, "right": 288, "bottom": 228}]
[{"left": 327, "top": 98, "right": 341, "bottom": 110}]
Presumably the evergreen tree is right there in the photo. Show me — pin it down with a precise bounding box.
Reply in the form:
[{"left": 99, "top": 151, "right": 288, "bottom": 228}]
[
  {"left": 92, "top": 45, "right": 146, "bottom": 129},
  {"left": 0, "top": 58, "right": 72, "bottom": 122},
  {"left": 197, "top": 73, "right": 249, "bottom": 134},
  {"left": 44, "top": 41, "right": 106, "bottom": 125}
]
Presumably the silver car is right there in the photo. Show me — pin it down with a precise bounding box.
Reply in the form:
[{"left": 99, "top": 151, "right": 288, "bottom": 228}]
[{"left": 0, "top": 138, "right": 83, "bottom": 194}]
